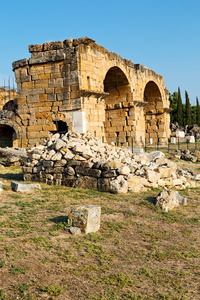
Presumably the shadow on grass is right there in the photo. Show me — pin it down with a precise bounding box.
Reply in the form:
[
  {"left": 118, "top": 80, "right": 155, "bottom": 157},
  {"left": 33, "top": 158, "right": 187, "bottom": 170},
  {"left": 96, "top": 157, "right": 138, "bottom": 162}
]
[
  {"left": 145, "top": 196, "right": 156, "bottom": 205},
  {"left": 0, "top": 173, "right": 24, "bottom": 181},
  {"left": 49, "top": 215, "right": 69, "bottom": 224}
]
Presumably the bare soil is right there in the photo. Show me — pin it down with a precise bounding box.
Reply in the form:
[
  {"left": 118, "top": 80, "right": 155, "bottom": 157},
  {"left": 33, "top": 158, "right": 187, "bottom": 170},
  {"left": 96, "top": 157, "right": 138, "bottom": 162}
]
[{"left": 0, "top": 162, "right": 199, "bottom": 300}]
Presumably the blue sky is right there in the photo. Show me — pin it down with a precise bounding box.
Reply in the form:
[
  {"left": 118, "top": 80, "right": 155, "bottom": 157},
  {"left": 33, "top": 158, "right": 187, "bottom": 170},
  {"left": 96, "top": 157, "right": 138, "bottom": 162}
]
[{"left": 0, "top": 0, "right": 200, "bottom": 104}]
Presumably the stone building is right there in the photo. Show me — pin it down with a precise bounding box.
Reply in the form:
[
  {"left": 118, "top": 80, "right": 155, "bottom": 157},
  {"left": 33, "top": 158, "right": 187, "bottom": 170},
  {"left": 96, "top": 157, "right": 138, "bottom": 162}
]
[{"left": 0, "top": 37, "right": 171, "bottom": 148}]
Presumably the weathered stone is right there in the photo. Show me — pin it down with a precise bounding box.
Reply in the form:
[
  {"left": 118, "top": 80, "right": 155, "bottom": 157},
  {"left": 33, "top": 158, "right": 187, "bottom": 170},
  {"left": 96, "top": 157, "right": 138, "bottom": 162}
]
[
  {"left": 75, "top": 166, "right": 101, "bottom": 178},
  {"left": 102, "top": 170, "right": 117, "bottom": 178},
  {"left": 127, "top": 175, "right": 150, "bottom": 192},
  {"left": 146, "top": 170, "right": 161, "bottom": 183},
  {"left": 65, "top": 167, "right": 75, "bottom": 176},
  {"left": 54, "top": 139, "right": 67, "bottom": 151},
  {"left": 97, "top": 178, "right": 111, "bottom": 192},
  {"left": 117, "top": 165, "right": 130, "bottom": 176},
  {"left": 156, "top": 189, "right": 187, "bottom": 212},
  {"left": 54, "top": 159, "right": 67, "bottom": 167},
  {"left": 75, "top": 176, "right": 98, "bottom": 190},
  {"left": 68, "top": 227, "right": 81, "bottom": 236},
  {"left": 63, "top": 176, "right": 76, "bottom": 187},
  {"left": 0, "top": 148, "right": 27, "bottom": 166},
  {"left": 68, "top": 205, "right": 101, "bottom": 234},
  {"left": 11, "top": 181, "right": 41, "bottom": 192},
  {"left": 110, "top": 175, "right": 128, "bottom": 194},
  {"left": 43, "top": 160, "right": 54, "bottom": 168},
  {"left": 64, "top": 150, "right": 75, "bottom": 160},
  {"left": 51, "top": 152, "right": 62, "bottom": 161},
  {"left": 147, "top": 151, "right": 165, "bottom": 162}
]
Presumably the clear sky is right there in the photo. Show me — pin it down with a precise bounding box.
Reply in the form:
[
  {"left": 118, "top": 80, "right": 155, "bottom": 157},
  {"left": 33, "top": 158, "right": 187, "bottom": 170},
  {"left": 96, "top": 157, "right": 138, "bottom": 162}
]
[{"left": 0, "top": 0, "right": 200, "bottom": 105}]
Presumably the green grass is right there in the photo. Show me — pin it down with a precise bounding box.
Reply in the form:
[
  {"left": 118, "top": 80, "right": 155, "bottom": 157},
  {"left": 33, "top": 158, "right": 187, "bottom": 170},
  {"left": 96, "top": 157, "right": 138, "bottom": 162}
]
[{"left": 0, "top": 165, "right": 199, "bottom": 299}]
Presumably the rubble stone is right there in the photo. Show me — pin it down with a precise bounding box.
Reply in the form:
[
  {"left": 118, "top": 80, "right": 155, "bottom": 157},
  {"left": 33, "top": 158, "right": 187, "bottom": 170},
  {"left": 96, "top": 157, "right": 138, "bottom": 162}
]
[{"left": 22, "top": 132, "right": 200, "bottom": 193}]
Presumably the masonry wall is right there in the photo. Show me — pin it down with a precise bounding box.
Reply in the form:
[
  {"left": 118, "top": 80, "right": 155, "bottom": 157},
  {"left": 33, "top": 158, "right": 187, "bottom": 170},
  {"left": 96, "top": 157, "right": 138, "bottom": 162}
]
[{"left": 9, "top": 37, "right": 171, "bottom": 148}]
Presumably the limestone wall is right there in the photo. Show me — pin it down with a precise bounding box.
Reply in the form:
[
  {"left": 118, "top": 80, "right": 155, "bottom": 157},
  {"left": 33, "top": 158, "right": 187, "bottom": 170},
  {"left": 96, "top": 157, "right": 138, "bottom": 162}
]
[{"left": 8, "top": 37, "right": 171, "bottom": 148}]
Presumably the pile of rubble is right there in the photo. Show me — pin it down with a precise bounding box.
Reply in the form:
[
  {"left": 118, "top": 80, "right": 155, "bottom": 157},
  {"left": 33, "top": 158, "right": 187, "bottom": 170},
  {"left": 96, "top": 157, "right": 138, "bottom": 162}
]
[
  {"left": 22, "top": 132, "right": 200, "bottom": 193},
  {"left": 172, "top": 149, "right": 200, "bottom": 163},
  {"left": 171, "top": 123, "right": 200, "bottom": 137}
]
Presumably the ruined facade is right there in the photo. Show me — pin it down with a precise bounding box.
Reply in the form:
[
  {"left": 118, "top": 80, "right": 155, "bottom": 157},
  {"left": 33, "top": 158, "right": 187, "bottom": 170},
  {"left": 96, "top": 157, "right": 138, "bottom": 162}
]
[{"left": 0, "top": 37, "right": 171, "bottom": 148}]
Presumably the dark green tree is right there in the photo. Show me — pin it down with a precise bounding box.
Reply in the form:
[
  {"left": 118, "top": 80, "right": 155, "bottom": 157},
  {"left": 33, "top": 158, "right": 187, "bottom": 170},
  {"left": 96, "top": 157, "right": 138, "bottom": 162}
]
[
  {"left": 185, "top": 91, "right": 192, "bottom": 125},
  {"left": 169, "top": 91, "right": 178, "bottom": 123},
  {"left": 177, "top": 87, "right": 183, "bottom": 126},
  {"left": 196, "top": 97, "right": 200, "bottom": 126},
  {"left": 191, "top": 106, "right": 196, "bottom": 124}
]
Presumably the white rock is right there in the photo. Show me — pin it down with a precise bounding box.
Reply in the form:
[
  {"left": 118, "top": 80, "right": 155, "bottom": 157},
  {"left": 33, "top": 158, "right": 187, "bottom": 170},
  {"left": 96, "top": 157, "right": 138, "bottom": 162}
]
[
  {"left": 110, "top": 175, "right": 128, "bottom": 194},
  {"left": 11, "top": 181, "right": 41, "bottom": 192},
  {"left": 54, "top": 139, "right": 67, "bottom": 151},
  {"left": 146, "top": 170, "right": 161, "bottom": 183},
  {"left": 64, "top": 150, "right": 75, "bottom": 160},
  {"left": 50, "top": 133, "right": 60, "bottom": 142},
  {"left": 51, "top": 152, "right": 62, "bottom": 161},
  {"left": 118, "top": 165, "right": 130, "bottom": 175},
  {"left": 147, "top": 151, "right": 165, "bottom": 162}
]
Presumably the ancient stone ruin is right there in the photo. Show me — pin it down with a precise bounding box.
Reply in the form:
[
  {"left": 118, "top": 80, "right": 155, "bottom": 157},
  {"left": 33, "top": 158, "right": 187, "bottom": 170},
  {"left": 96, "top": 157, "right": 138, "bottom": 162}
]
[
  {"left": 0, "top": 37, "right": 171, "bottom": 148},
  {"left": 23, "top": 131, "right": 200, "bottom": 193}
]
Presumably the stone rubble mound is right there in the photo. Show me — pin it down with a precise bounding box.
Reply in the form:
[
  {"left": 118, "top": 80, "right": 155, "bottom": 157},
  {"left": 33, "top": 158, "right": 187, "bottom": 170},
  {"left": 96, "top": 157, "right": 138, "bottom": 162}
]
[
  {"left": 171, "top": 123, "right": 200, "bottom": 137},
  {"left": 22, "top": 132, "right": 200, "bottom": 193},
  {"left": 172, "top": 149, "right": 200, "bottom": 163}
]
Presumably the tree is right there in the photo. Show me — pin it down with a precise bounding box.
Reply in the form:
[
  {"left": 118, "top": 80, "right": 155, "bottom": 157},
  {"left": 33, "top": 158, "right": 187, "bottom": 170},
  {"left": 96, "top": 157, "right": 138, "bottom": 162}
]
[
  {"left": 169, "top": 91, "right": 178, "bottom": 123},
  {"left": 185, "top": 91, "right": 192, "bottom": 125},
  {"left": 196, "top": 97, "right": 200, "bottom": 126},
  {"left": 177, "top": 87, "right": 183, "bottom": 126}
]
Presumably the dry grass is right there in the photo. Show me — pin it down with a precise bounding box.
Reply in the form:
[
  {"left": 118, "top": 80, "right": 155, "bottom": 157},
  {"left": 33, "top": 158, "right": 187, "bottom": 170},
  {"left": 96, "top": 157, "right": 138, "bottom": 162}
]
[{"left": 0, "top": 164, "right": 199, "bottom": 300}]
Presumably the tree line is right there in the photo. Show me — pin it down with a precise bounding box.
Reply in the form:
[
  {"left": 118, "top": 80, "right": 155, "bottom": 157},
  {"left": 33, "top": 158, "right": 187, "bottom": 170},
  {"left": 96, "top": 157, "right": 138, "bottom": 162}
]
[{"left": 169, "top": 87, "right": 200, "bottom": 126}]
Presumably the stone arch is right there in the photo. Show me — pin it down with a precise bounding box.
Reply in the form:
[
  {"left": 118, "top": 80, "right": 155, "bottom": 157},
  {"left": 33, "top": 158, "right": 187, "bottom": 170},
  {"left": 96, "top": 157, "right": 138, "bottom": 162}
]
[
  {"left": 103, "top": 66, "right": 133, "bottom": 146},
  {"left": 0, "top": 118, "right": 22, "bottom": 139},
  {"left": 0, "top": 121, "right": 20, "bottom": 148},
  {"left": 51, "top": 112, "right": 72, "bottom": 133},
  {"left": 143, "top": 80, "right": 165, "bottom": 144}
]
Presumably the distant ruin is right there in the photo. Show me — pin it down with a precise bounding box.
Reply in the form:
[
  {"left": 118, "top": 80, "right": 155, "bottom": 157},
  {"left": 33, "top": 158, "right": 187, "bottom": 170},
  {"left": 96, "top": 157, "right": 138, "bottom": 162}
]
[{"left": 0, "top": 37, "right": 171, "bottom": 148}]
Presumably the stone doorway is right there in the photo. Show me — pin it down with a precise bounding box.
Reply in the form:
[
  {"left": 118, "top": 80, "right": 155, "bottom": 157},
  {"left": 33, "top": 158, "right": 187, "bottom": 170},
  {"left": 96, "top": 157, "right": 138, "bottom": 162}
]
[
  {"left": 144, "top": 81, "right": 164, "bottom": 145},
  {"left": 0, "top": 125, "right": 17, "bottom": 147}
]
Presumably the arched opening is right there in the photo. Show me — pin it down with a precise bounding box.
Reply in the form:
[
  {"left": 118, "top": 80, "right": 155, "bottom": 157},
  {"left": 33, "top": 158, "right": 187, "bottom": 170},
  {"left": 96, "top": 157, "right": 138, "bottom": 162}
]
[
  {"left": 52, "top": 120, "right": 68, "bottom": 134},
  {"left": 0, "top": 125, "right": 17, "bottom": 147},
  {"left": 103, "top": 67, "right": 132, "bottom": 146},
  {"left": 3, "top": 100, "right": 17, "bottom": 112},
  {"left": 144, "top": 81, "right": 164, "bottom": 144}
]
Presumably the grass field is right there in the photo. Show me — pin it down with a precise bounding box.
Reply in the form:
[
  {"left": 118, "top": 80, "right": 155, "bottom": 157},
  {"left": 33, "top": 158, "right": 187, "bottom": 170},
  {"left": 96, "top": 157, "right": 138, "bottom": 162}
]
[{"left": 0, "top": 165, "right": 199, "bottom": 300}]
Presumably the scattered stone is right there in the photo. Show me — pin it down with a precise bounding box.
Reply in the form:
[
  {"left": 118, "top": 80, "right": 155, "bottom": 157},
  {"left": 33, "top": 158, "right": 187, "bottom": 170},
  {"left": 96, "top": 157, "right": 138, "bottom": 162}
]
[
  {"left": 156, "top": 189, "right": 187, "bottom": 212},
  {"left": 69, "top": 227, "right": 81, "bottom": 236},
  {"left": 11, "top": 181, "right": 41, "bottom": 192},
  {"left": 147, "top": 151, "right": 165, "bottom": 162},
  {"left": 0, "top": 147, "right": 27, "bottom": 166},
  {"left": 68, "top": 205, "right": 101, "bottom": 234}
]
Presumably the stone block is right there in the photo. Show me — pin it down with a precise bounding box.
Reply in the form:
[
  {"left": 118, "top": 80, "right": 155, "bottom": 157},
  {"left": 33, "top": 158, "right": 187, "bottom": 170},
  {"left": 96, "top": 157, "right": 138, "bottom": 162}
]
[
  {"left": 68, "top": 205, "right": 101, "bottom": 234},
  {"left": 11, "top": 181, "right": 41, "bottom": 192},
  {"left": 176, "top": 130, "right": 185, "bottom": 138}
]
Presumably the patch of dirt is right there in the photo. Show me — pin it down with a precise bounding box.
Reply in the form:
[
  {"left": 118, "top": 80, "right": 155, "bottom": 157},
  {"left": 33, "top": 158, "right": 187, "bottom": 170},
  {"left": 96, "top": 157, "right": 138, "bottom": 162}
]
[{"left": 0, "top": 165, "right": 199, "bottom": 299}]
